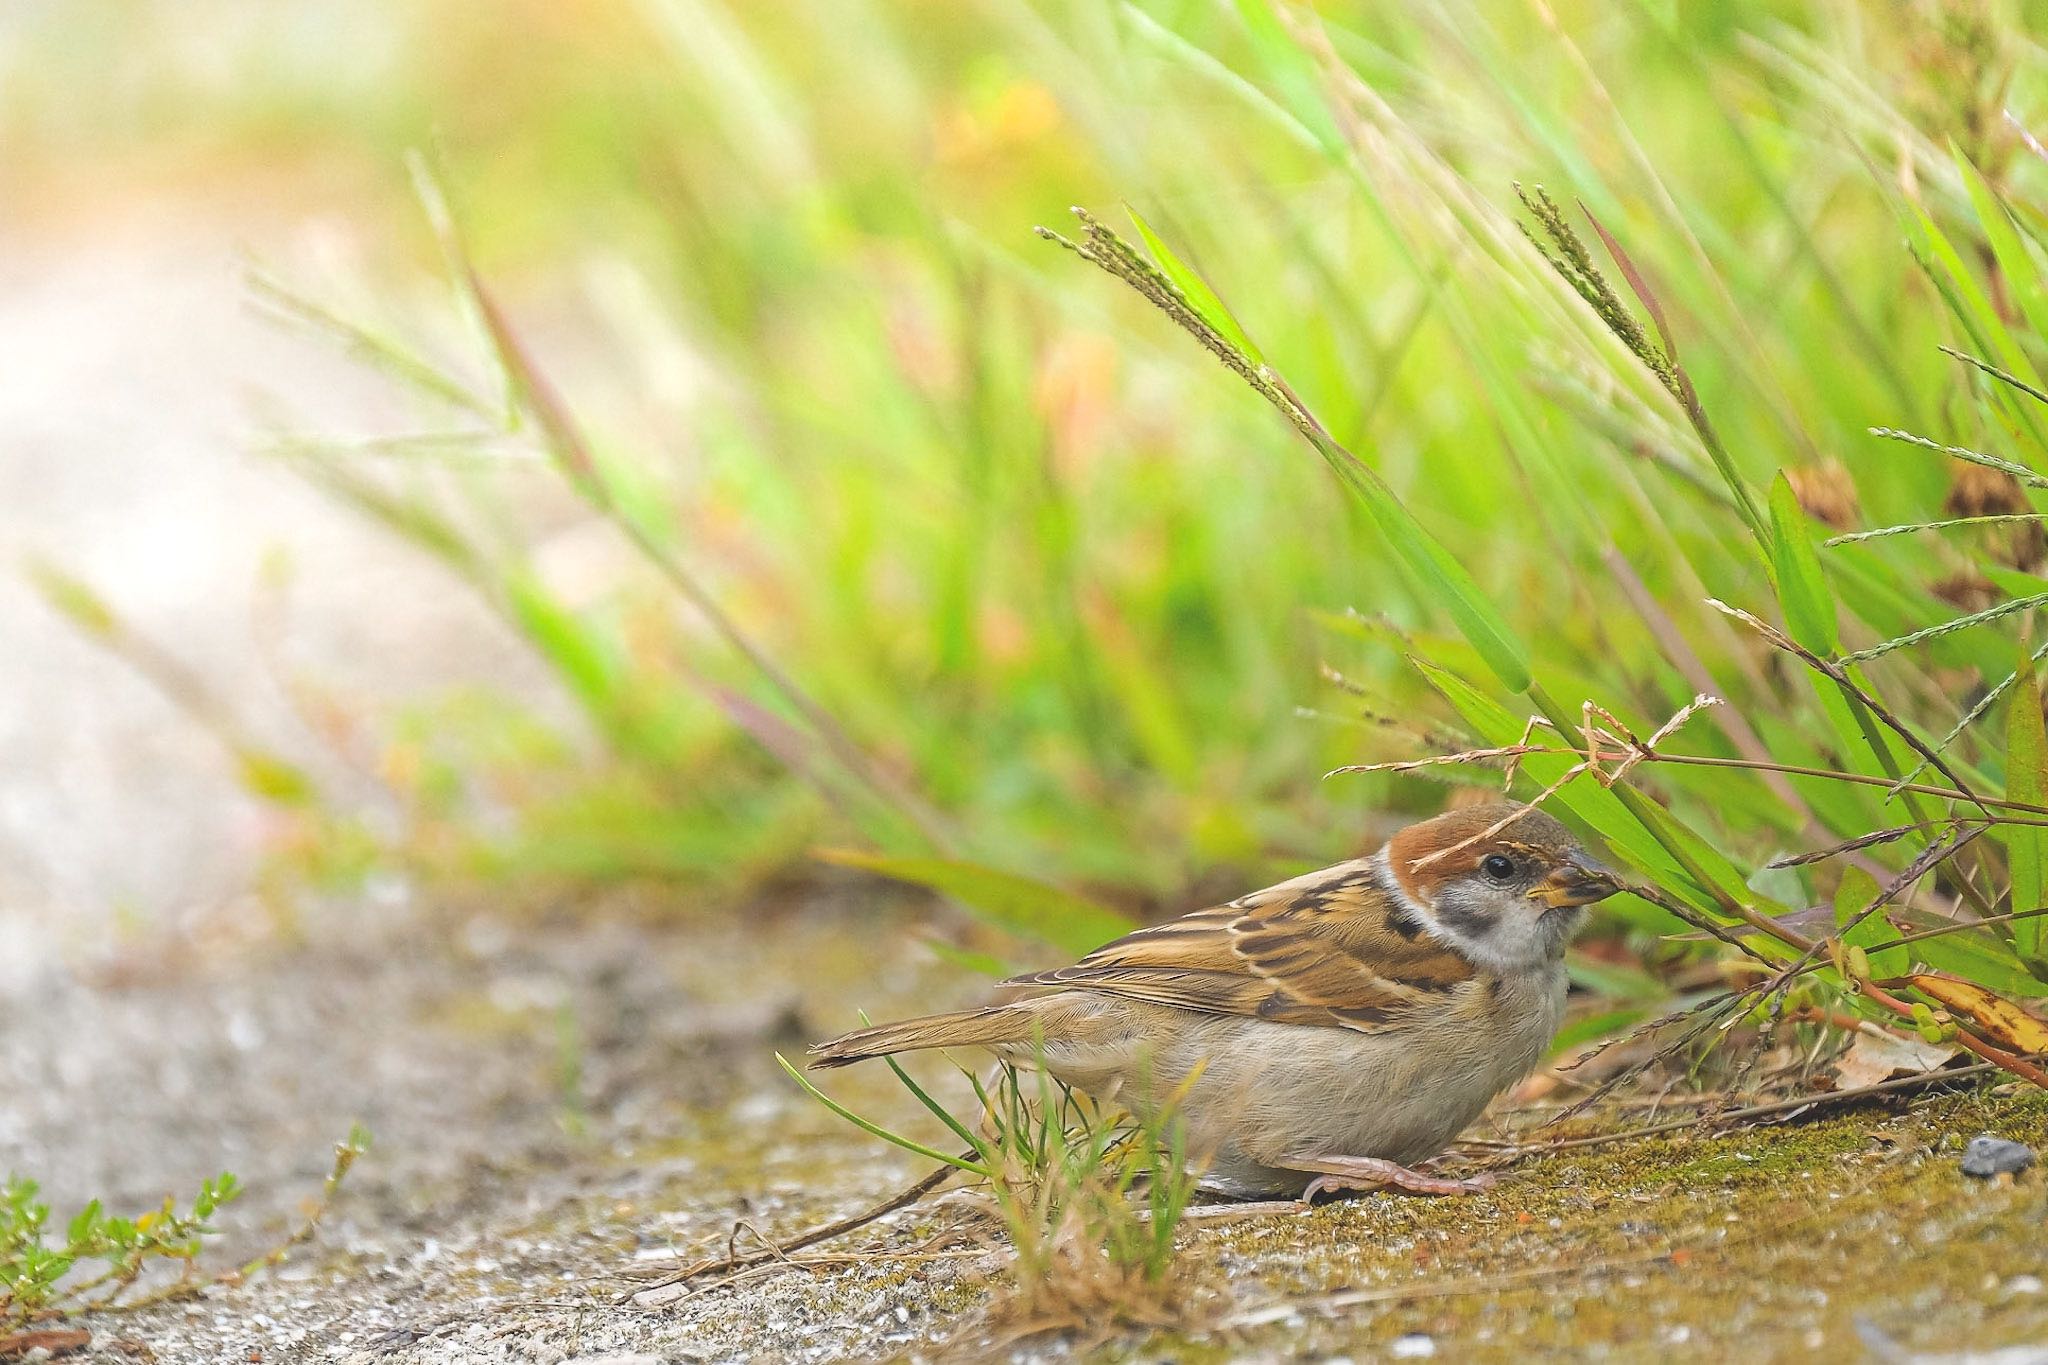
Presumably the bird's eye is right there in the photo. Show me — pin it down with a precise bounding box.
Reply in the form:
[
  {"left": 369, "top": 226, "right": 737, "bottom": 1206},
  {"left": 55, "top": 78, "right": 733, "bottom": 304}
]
[{"left": 1481, "top": 853, "right": 1517, "bottom": 881}]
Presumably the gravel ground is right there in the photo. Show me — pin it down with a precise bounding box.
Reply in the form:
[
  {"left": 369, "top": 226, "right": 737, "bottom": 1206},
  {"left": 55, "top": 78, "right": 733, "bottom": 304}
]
[{"left": 0, "top": 898, "right": 1011, "bottom": 1365}]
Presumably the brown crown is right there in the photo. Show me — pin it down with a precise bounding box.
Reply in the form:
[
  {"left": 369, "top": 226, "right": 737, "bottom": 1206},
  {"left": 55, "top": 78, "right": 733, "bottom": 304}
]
[{"left": 1382, "top": 801, "right": 1583, "bottom": 897}]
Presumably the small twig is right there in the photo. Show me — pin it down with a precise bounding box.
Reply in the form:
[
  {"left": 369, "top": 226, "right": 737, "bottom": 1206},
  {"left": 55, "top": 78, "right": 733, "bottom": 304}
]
[
  {"left": 1763, "top": 821, "right": 1960, "bottom": 868},
  {"left": 1857, "top": 976, "right": 2048, "bottom": 1086},
  {"left": 1479, "top": 1062, "right": 1998, "bottom": 1165},
  {"left": 1618, "top": 877, "right": 1792, "bottom": 967},
  {"left": 1826, "top": 513, "right": 2048, "bottom": 545},
  {"left": 1547, "top": 986, "right": 1762, "bottom": 1124},
  {"left": 1831, "top": 824, "right": 1987, "bottom": 951},
  {"left": 666, "top": 1237, "right": 991, "bottom": 1299},
  {"left": 1868, "top": 905, "right": 2048, "bottom": 952},
  {"left": 1704, "top": 598, "right": 1995, "bottom": 824},
  {"left": 1221, "top": 1244, "right": 1679, "bottom": 1326},
  {"left": 1633, "top": 751, "right": 2048, "bottom": 813},
  {"left": 1868, "top": 425, "right": 2048, "bottom": 488},
  {"left": 614, "top": 1159, "right": 961, "bottom": 1304},
  {"left": 1165, "top": 1200, "right": 1305, "bottom": 1224},
  {"left": 1601, "top": 547, "right": 1835, "bottom": 835}
]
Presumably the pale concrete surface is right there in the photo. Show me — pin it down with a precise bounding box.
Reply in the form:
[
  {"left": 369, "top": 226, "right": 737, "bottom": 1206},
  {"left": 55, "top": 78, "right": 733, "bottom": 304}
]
[{"left": 0, "top": 206, "right": 546, "bottom": 988}]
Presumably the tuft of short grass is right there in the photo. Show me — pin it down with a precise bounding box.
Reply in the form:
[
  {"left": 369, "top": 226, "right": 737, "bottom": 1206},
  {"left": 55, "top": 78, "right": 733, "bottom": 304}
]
[
  {"left": 780, "top": 1050, "right": 1203, "bottom": 1340},
  {"left": 0, "top": 1126, "right": 367, "bottom": 1332}
]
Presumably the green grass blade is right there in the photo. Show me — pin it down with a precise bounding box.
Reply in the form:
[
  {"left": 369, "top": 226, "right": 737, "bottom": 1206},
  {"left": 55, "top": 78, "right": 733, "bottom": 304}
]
[
  {"left": 1126, "top": 206, "right": 1262, "bottom": 365},
  {"left": 1312, "top": 429, "right": 1533, "bottom": 693},
  {"left": 1956, "top": 148, "right": 2048, "bottom": 375},
  {"left": 1768, "top": 473, "right": 1840, "bottom": 654},
  {"left": 1045, "top": 210, "right": 1534, "bottom": 694},
  {"left": 1840, "top": 594, "right": 2048, "bottom": 665},
  {"left": 2007, "top": 658, "right": 2048, "bottom": 956},
  {"left": 816, "top": 849, "right": 1134, "bottom": 955},
  {"left": 1407, "top": 659, "right": 1700, "bottom": 917},
  {"left": 879, "top": 1053, "right": 986, "bottom": 1155},
  {"left": 773, "top": 1054, "right": 991, "bottom": 1177},
  {"left": 1908, "top": 204, "right": 2048, "bottom": 460},
  {"left": 1834, "top": 866, "right": 1907, "bottom": 979}
]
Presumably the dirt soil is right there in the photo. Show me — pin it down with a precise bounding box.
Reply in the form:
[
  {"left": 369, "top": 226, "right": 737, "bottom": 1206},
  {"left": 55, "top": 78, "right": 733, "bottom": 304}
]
[{"left": 7, "top": 893, "right": 2048, "bottom": 1365}]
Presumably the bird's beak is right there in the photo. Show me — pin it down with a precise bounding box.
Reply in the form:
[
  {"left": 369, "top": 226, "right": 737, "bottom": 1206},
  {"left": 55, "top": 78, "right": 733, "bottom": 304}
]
[{"left": 1530, "top": 853, "right": 1618, "bottom": 909}]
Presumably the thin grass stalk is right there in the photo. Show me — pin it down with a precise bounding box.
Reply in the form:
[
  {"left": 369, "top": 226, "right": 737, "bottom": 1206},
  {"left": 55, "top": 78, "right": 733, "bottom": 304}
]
[{"left": 411, "top": 170, "right": 959, "bottom": 853}]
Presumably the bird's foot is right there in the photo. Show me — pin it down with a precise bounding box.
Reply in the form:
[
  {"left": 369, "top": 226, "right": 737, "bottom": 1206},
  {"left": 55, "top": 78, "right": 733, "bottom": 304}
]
[{"left": 1290, "top": 1155, "right": 1497, "bottom": 1202}]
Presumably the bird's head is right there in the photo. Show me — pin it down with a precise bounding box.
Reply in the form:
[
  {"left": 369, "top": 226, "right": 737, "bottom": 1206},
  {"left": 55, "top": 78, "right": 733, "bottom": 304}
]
[{"left": 1378, "top": 802, "right": 1616, "bottom": 972}]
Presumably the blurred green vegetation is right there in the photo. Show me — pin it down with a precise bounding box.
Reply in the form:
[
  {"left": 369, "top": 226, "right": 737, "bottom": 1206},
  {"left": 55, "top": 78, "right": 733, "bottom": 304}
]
[{"left": 21, "top": 2, "right": 2048, "bottom": 1038}]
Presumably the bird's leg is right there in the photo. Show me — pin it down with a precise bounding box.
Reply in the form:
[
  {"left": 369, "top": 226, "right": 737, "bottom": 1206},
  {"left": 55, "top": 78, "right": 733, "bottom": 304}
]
[{"left": 1286, "top": 1154, "right": 1497, "bottom": 1201}]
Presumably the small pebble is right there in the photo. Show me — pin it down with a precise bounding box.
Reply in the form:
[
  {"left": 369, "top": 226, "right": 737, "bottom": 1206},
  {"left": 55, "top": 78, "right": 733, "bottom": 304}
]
[
  {"left": 1960, "top": 1135, "right": 2035, "bottom": 1178},
  {"left": 1390, "top": 1335, "right": 1436, "bottom": 1359}
]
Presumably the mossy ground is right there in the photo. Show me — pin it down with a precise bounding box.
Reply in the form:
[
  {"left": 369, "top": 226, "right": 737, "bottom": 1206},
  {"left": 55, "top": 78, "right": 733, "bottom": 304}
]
[{"left": 1154, "top": 1084, "right": 2048, "bottom": 1361}]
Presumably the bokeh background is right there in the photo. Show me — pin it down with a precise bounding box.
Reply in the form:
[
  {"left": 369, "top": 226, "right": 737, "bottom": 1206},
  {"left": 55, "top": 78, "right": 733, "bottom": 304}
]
[{"left": 4, "top": 0, "right": 2045, "bottom": 1002}]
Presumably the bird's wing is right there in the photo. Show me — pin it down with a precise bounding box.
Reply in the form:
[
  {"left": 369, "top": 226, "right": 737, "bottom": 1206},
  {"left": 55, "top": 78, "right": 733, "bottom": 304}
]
[{"left": 1004, "top": 859, "right": 1478, "bottom": 1032}]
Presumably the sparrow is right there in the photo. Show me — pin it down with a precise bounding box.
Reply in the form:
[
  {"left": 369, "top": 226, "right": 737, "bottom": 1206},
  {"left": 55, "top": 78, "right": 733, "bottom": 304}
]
[{"left": 810, "top": 802, "right": 1616, "bottom": 1199}]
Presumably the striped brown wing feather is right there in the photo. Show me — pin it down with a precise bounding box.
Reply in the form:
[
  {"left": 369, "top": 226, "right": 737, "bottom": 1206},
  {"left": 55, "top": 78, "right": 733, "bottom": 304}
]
[{"left": 1005, "top": 860, "right": 1477, "bottom": 1032}]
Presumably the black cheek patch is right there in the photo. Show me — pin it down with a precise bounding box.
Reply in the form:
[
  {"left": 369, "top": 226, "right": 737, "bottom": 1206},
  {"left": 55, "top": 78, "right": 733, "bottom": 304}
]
[{"left": 1433, "top": 898, "right": 1496, "bottom": 938}]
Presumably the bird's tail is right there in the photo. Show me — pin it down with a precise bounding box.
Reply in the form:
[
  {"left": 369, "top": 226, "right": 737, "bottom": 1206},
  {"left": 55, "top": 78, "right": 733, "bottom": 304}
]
[{"left": 808, "top": 1004, "right": 1039, "bottom": 1069}]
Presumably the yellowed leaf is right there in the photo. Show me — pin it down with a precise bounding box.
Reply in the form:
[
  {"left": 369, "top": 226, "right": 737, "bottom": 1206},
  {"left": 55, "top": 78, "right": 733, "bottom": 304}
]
[{"left": 1907, "top": 974, "right": 2048, "bottom": 1054}]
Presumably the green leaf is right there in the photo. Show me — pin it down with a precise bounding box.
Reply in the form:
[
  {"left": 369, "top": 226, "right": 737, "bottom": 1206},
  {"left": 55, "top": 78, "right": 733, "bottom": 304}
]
[
  {"left": 1955, "top": 148, "right": 2048, "bottom": 379},
  {"left": 1564, "top": 951, "right": 1667, "bottom": 1000},
  {"left": 1834, "top": 866, "right": 1907, "bottom": 979},
  {"left": 870, "top": 1027, "right": 984, "bottom": 1153},
  {"left": 2006, "top": 656, "right": 2048, "bottom": 955},
  {"left": 1768, "top": 473, "right": 1839, "bottom": 654},
  {"left": 1224, "top": 0, "right": 1346, "bottom": 159},
  {"left": 25, "top": 562, "right": 119, "bottom": 640},
  {"left": 64, "top": 1200, "right": 103, "bottom": 1249},
  {"left": 504, "top": 572, "right": 623, "bottom": 724},
  {"left": 1321, "top": 438, "right": 1532, "bottom": 693},
  {"left": 918, "top": 935, "right": 1015, "bottom": 979},
  {"left": 233, "top": 749, "right": 319, "bottom": 807},
  {"left": 1911, "top": 927, "right": 2048, "bottom": 998},
  {"left": 1907, "top": 203, "right": 2048, "bottom": 459},
  {"left": 1548, "top": 1005, "right": 1651, "bottom": 1057},
  {"left": 1126, "top": 206, "right": 1263, "bottom": 365},
  {"left": 1984, "top": 565, "right": 2048, "bottom": 599},
  {"left": 816, "top": 849, "right": 1134, "bottom": 956}
]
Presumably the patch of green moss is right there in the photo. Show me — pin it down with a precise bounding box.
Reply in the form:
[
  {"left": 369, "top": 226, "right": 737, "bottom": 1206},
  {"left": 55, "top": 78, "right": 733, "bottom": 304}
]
[{"left": 1141, "top": 1084, "right": 2048, "bottom": 1361}]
